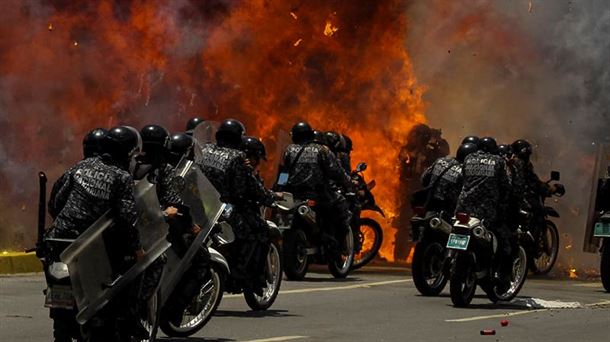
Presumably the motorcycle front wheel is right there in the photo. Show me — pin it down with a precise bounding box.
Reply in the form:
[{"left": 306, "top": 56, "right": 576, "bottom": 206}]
[
  {"left": 529, "top": 221, "right": 559, "bottom": 275},
  {"left": 328, "top": 227, "right": 355, "bottom": 279},
  {"left": 159, "top": 267, "right": 224, "bottom": 338},
  {"left": 601, "top": 238, "right": 610, "bottom": 293},
  {"left": 449, "top": 253, "right": 477, "bottom": 307},
  {"left": 244, "top": 240, "right": 283, "bottom": 311},
  {"left": 412, "top": 240, "right": 448, "bottom": 296},
  {"left": 351, "top": 218, "right": 383, "bottom": 270}
]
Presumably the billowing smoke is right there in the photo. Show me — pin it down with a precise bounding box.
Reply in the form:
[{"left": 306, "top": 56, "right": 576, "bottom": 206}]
[{"left": 406, "top": 0, "right": 610, "bottom": 275}]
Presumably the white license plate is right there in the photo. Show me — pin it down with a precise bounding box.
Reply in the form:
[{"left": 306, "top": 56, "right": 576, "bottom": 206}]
[
  {"left": 44, "top": 286, "right": 75, "bottom": 310},
  {"left": 594, "top": 222, "right": 610, "bottom": 237},
  {"left": 446, "top": 233, "right": 470, "bottom": 250}
]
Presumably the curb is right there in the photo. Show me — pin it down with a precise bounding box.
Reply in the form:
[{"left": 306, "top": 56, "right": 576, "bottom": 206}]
[{"left": 0, "top": 252, "right": 43, "bottom": 275}]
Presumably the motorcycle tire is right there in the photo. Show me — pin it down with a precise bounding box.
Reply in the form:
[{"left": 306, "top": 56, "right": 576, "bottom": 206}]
[
  {"left": 412, "top": 240, "right": 448, "bottom": 296},
  {"left": 351, "top": 218, "right": 383, "bottom": 270},
  {"left": 159, "top": 266, "right": 224, "bottom": 338},
  {"left": 449, "top": 253, "right": 477, "bottom": 307},
  {"left": 601, "top": 238, "right": 610, "bottom": 293},
  {"left": 486, "top": 246, "right": 528, "bottom": 303},
  {"left": 134, "top": 289, "right": 160, "bottom": 342},
  {"left": 328, "top": 227, "right": 355, "bottom": 279},
  {"left": 244, "top": 240, "right": 283, "bottom": 311},
  {"left": 529, "top": 221, "right": 559, "bottom": 275},
  {"left": 283, "top": 229, "right": 309, "bottom": 281}
]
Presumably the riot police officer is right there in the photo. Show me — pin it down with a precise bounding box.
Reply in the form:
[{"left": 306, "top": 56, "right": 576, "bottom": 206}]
[
  {"left": 185, "top": 117, "right": 205, "bottom": 136},
  {"left": 167, "top": 133, "right": 195, "bottom": 167}
]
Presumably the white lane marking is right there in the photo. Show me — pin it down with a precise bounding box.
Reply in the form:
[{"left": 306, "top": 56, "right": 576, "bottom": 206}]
[
  {"left": 573, "top": 283, "right": 604, "bottom": 288},
  {"left": 225, "top": 279, "right": 411, "bottom": 298},
  {"left": 512, "top": 297, "right": 582, "bottom": 309},
  {"left": 241, "top": 336, "right": 308, "bottom": 342},
  {"left": 446, "top": 299, "right": 610, "bottom": 322}
]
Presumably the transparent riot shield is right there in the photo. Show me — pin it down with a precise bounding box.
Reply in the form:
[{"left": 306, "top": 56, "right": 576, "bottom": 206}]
[
  {"left": 271, "top": 129, "right": 292, "bottom": 187},
  {"left": 192, "top": 121, "right": 219, "bottom": 163},
  {"left": 158, "top": 159, "right": 225, "bottom": 306},
  {"left": 60, "top": 179, "right": 171, "bottom": 324},
  {"left": 584, "top": 144, "right": 610, "bottom": 253}
]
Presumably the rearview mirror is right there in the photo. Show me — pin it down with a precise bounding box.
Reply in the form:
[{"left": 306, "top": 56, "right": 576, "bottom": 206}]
[
  {"left": 550, "top": 171, "right": 560, "bottom": 181},
  {"left": 356, "top": 162, "right": 367, "bottom": 172}
]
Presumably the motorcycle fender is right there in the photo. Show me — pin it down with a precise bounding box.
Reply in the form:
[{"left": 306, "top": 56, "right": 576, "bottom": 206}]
[
  {"left": 545, "top": 207, "right": 560, "bottom": 218},
  {"left": 266, "top": 221, "right": 283, "bottom": 245},
  {"left": 209, "top": 247, "right": 230, "bottom": 275},
  {"left": 370, "top": 205, "right": 386, "bottom": 218}
]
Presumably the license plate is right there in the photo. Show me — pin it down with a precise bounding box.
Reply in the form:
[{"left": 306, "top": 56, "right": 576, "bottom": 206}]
[
  {"left": 44, "top": 286, "right": 75, "bottom": 310},
  {"left": 594, "top": 222, "right": 610, "bottom": 237},
  {"left": 446, "top": 233, "right": 470, "bottom": 250}
]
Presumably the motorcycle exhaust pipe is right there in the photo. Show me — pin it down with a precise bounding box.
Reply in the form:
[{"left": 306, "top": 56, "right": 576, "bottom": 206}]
[
  {"left": 429, "top": 217, "right": 441, "bottom": 229},
  {"left": 297, "top": 205, "right": 316, "bottom": 225},
  {"left": 430, "top": 217, "right": 452, "bottom": 235},
  {"left": 472, "top": 226, "right": 489, "bottom": 241}
]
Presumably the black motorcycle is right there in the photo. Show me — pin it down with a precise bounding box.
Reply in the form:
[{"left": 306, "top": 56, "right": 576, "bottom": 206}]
[
  {"left": 275, "top": 192, "right": 355, "bottom": 280},
  {"left": 410, "top": 207, "right": 451, "bottom": 296},
  {"left": 594, "top": 212, "right": 610, "bottom": 292},
  {"left": 446, "top": 213, "right": 528, "bottom": 307},
  {"left": 519, "top": 171, "right": 564, "bottom": 275},
  {"left": 350, "top": 162, "right": 384, "bottom": 270},
  {"left": 209, "top": 207, "right": 283, "bottom": 311}
]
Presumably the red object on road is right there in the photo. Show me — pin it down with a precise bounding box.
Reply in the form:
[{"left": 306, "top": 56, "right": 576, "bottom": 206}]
[
  {"left": 501, "top": 320, "right": 509, "bottom": 327},
  {"left": 480, "top": 329, "right": 496, "bottom": 335}
]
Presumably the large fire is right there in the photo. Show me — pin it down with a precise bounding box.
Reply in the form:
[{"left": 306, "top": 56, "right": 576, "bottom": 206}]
[{"left": 0, "top": 1, "right": 425, "bottom": 260}]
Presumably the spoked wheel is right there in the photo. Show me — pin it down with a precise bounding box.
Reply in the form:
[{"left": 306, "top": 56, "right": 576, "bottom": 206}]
[
  {"left": 160, "top": 267, "right": 224, "bottom": 338},
  {"left": 491, "top": 246, "right": 528, "bottom": 302},
  {"left": 283, "top": 229, "right": 309, "bottom": 281},
  {"left": 449, "top": 253, "right": 477, "bottom": 307},
  {"left": 328, "top": 227, "right": 355, "bottom": 279},
  {"left": 412, "top": 240, "right": 448, "bottom": 296},
  {"left": 352, "top": 218, "right": 383, "bottom": 270},
  {"left": 530, "top": 221, "right": 559, "bottom": 275},
  {"left": 244, "top": 240, "right": 283, "bottom": 311},
  {"left": 601, "top": 238, "right": 610, "bottom": 293},
  {"left": 134, "top": 291, "right": 159, "bottom": 342}
]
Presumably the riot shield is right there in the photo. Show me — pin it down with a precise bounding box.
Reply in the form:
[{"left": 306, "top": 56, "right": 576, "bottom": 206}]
[
  {"left": 192, "top": 121, "right": 219, "bottom": 163},
  {"left": 584, "top": 144, "right": 610, "bottom": 253},
  {"left": 272, "top": 129, "right": 291, "bottom": 187},
  {"left": 158, "top": 159, "right": 225, "bottom": 307},
  {"left": 60, "top": 179, "right": 171, "bottom": 324}
]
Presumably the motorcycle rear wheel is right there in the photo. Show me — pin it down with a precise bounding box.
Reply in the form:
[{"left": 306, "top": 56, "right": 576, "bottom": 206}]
[
  {"left": 412, "top": 240, "right": 448, "bottom": 296},
  {"left": 351, "top": 218, "right": 383, "bottom": 270},
  {"left": 244, "top": 240, "right": 283, "bottom": 311},
  {"left": 601, "top": 238, "right": 610, "bottom": 293},
  {"left": 283, "top": 229, "right": 309, "bottom": 280},
  {"left": 529, "top": 221, "right": 559, "bottom": 275},
  {"left": 488, "top": 246, "right": 528, "bottom": 303},
  {"left": 449, "top": 253, "right": 477, "bottom": 307},
  {"left": 328, "top": 227, "right": 355, "bottom": 279},
  {"left": 159, "top": 267, "right": 224, "bottom": 338},
  {"left": 134, "top": 290, "right": 159, "bottom": 342}
]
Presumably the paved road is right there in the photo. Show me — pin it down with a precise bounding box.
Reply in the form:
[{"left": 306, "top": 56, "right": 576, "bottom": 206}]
[{"left": 1, "top": 269, "right": 609, "bottom": 341}]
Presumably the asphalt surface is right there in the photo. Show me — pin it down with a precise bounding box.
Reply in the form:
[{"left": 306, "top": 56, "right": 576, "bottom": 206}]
[{"left": 1, "top": 268, "right": 609, "bottom": 342}]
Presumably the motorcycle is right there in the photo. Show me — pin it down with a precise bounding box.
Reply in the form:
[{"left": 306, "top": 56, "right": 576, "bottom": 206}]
[
  {"left": 410, "top": 207, "right": 452, "bottom": 296},
  {"left": 350, "top": 162, "right": 385, "bottom": 270},
  {"left": 519, "top": 171, "right": 564, "bottom": 275},
  {"left": 274, "top": 192, "right": 355, "bottom": 280},
  {"left": 209, "top": 207, "right": 283, "bottom": 311},
  {"left": 446, "top": 213, "right": 528, "bottom": 307},
  {"left": 594, "top": 212, "right": 610, "bottom": 292}
]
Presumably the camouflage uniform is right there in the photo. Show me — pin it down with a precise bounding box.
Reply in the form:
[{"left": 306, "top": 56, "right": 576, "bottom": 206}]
[
  {"left": 280, "top": 143, "right": 353, "bottom": 240},
  {"left": 510, "top": 158, "right": 552, "bottom": 239},
  {"left": 198, "top": 143, "right": 271, "bottom": 281},
  {"left": 421, "top": 157, "right": 463, "bottom": 215}
]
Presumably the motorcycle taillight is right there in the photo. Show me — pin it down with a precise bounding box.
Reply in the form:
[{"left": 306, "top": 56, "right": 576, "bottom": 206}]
[
  {"left": 307, "top": 199, "right": 317, "bottom": 207},
  {"left": 456, "top": 212, "right": 470, "bottom": 224}
]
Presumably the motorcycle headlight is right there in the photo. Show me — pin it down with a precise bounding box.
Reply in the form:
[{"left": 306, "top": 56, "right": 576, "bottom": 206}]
[{"left": 48, "top": 262, "right": 70, "bottom": 281}]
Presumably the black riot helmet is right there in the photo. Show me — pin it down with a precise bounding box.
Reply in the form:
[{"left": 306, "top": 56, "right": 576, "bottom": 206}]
[
  {"left": 461, "top": 135, "right": 480, "bottom": 147},
  {"left": 291, "top": 122, "right": 314, "bottom": 144},
  {"left": 185, "top": 117, "right": 205, "bottom": 133},
  {"left": 512, "top": 139, "right": 533, "bottom": 160},
  {"left": 242, "top": 136, "right": 267, "bottom": 161},
  {"left": 141, "top": 124, "right": 170, "bottom": 149},
  {"left": 83, "top": 127, "right": 108, "bottom": 158},
  {"left": 104, "top": 126, "right": 142, "bottom": 167},
  {"left": 497, "top": 144, "right": 513, "bottom": 158},
  {"left": 479, "top": 137, "right": 498, "bottom": 154},
  {"left": 343, "top": 134, "right": 353, "bottom": 153},
  {"left": 313, "top": 130, "right": 327, "bottom": 145},
  {"left": 168, "top": 133, "right": 195, "bottom": 166},
  {"left": 325, "top": 131, "right": 343, "bottom": 153},
  {"left": 456, "top": 143, "right": 478, "bottom": 162},
  {"left": 215, "top": 119, "right": 245, "bottom": 148}
]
